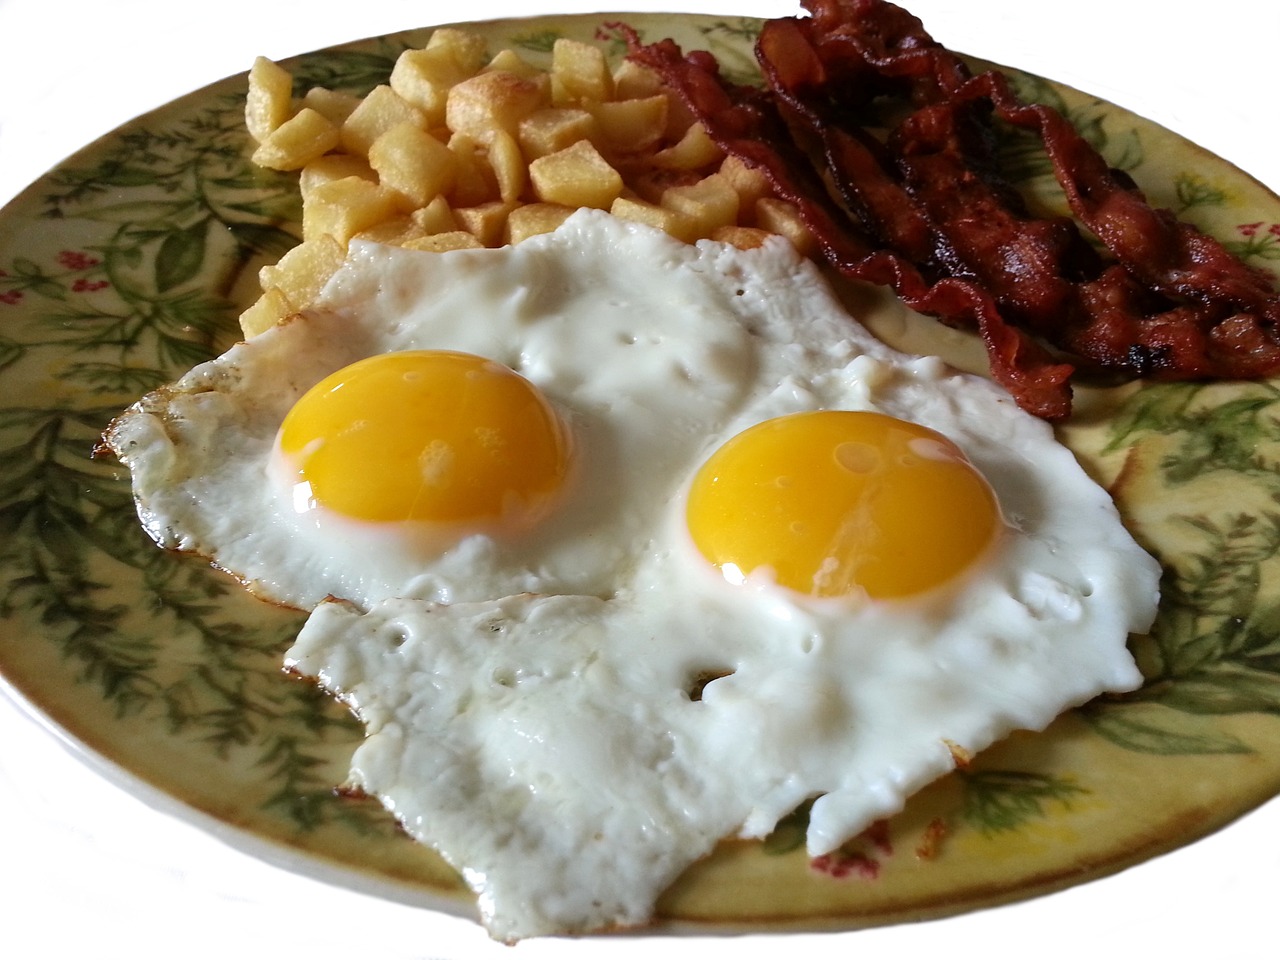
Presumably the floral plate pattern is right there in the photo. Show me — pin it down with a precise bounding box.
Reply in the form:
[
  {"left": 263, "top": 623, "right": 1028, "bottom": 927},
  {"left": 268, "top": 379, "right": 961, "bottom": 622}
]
[{"left": 2, "top": 12, "right": 1280, "bottom": 933}]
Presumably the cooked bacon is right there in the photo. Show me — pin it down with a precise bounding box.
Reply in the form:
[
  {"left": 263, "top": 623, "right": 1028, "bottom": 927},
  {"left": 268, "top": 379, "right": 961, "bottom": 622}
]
[
  {"left": 625, "top": 27, "right": 1076, "bottom": 419},
  {"left": 624, "top": 0, "right": 1280, "bottom": 417}
]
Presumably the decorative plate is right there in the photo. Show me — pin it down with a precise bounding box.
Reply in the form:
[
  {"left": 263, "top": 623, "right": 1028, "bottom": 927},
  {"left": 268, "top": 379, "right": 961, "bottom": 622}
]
[{"left": 2, "top": 11, "right": 1279, "bottom": 935}]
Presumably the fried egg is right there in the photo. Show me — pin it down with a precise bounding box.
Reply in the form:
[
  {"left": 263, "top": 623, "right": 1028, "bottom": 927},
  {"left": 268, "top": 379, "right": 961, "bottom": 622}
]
[{"left": 105, "top": 210, "right": 1160, "bottom": 941}]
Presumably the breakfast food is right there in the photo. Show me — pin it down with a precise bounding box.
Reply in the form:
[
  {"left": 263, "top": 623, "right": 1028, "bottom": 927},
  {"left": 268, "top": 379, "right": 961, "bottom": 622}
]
[
  {"left": 237, "top": 25, "right": 815, "bottom": 338},
  {"left": 628, "top": 0, "right": 1280, "bottom": 419},
  {"left": 103, "top": 210, "right": 1161, "bottom": 939}
]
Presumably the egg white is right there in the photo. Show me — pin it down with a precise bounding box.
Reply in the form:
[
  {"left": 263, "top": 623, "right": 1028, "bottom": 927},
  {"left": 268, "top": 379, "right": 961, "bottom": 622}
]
[{"left": 106, "top": 210, "right": 1160, "bottom": 941}]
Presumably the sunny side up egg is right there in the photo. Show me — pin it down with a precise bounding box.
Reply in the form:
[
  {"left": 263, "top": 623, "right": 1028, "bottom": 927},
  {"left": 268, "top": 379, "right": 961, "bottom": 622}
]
[{"left": 104, "top": 210, "right": 1161, "bottom": 942}]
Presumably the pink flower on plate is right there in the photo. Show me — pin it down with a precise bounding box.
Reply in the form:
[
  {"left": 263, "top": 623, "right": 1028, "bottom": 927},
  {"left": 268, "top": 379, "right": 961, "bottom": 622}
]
[
  {"left": 57, "top": 250, "right": 101, "bottom": 271},
  {"left": 72, "top": 278, "right": 110, "bottom": 293},
  {"left": 0, "top": 289, "right": 24, "bottom": 305},
  {"left": 1239, "top": 221, "right": 1265, "bottom": 237}
]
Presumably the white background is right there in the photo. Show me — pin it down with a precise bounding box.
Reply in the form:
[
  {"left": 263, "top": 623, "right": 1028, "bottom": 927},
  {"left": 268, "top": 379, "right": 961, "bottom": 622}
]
[{"left": 1, "top": 1, "right": 1277, "bottom": 957}]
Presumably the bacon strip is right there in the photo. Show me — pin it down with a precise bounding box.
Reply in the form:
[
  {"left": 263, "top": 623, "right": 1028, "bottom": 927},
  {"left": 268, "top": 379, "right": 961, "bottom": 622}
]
[
  {"left": 626, "top": 28, "right": 1076, "bottom": 419},
  {"left": 625, "top": 0, "right": 1280, "bottom": 417}
]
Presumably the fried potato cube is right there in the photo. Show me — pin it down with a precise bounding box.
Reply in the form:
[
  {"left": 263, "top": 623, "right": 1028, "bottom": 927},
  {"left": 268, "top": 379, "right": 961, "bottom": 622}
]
[
  {"left": 301, "top": 86, "right": 362, "bottom": 125},
  {"left": 446, "top": 70, "right": 548, "bottom": 145},
  {"left": 425, "top": 27, "right": 489, "bottom": 74},
  {"left": 245, "top": 56, "right": 293, "bottom": 143},
  {"left": 586, "top": 95, "right": 668, "bottom": 154},
  {"left": 505, "top": 203, "right": 575, "bottom": 244},
  {"left": 250, "top": 108, "right": 340, "bottom": 171},
  {"left": 239, "top": 287, "right": 292, "bottom": 338},
  {"left": 660, "top": 172, "right": 740, "bottom": 239},
  {"left": 517, "top": 107, "right": 597, "bottom": 160},
  {"left": 754, "top": 197, "right": 816, "bottom": 256},
  {"left": 719, "top": 154, "right": 772, "bottom": 211},
  {"left": 257, "top": 234, "right": 346, "bottom": 309},
  {"left": 663, "top": 89, "right": 699, "bottom": 142},
  {"left": 447, "top": 133, "right": 500, "bottom": 207},
  {"left": 529, "top": 140, "right": 623, "bottom": 209},
  {"left": 488, "top": 129, "right": 526, "bottom": 204},
  {"left": 454, "top": 200, "right": 516, "bottom": 247},
  {"left": 353, "top": 216, "right": 428, "bottom": 247},
  {"left": 485, "top": 48, "right": 545, "bottom": 80},
  {"left": 302, "top": 175, "right": 406, "bottom": 244},
  {"left": 340, "top": 85, "right": 428, "bottom": 157},
  {"left": 653, "top": 122, "right": 724, "bottom": 170},
  {"left": 300, "top": 154, "right": 376, "bottom": 198},
  {"left": 368, "top": 122, "right": 457, "bottom": 207},
  {"left": 612, "top": 59, "right": 662, "bottom": 100},
  {"left": 550, "top": 38, "right": 613, "bottom": 106},
  {"left": 710, "top": 225, "right": 774, "bottom": 250},
  {"left": 389, "top": 47, "right": 469, "bottom": 126},
  {"left": 610, "top": 195, "right": 695, "bottom": 242},
  {"left": 401, "top": 230, "right": 485, "bottom": 252},
  {"left": 411, "top": 195, "right": 459, "bottom": 235}
]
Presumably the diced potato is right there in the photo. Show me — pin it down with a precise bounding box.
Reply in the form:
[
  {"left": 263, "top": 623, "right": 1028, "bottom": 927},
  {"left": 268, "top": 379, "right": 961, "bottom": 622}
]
[
  {"left": 660, "top": 173, "right": 740, "bottom": 238},
  {"left": 485, "top": 48, "right": 544, "bottom": 80},
  {"left": 505, "top": 203, "right": 576, "bottom": 244},
  {"left": 245, "top": 57, "right": 293, "bottom": 143},
  {"left": 411, "top": 195, "right": 459, "bottom": 235},
  {"left": 425, "top": 27, "right": 489, "bottom": 74},
  {"left": 517, "top": 108, "right": 598, "bottom": 160},
  {"left": 710, "top": 225, "right": 773, "bottom": 250},
  {"left": 612, "top": 59, "right": 662, "bottom": 100},
  {"left": 302, "top": 175, "right": 407, "bottom": 244},
  {"left": 663, "top": 89, "right": 699, "bottom": 141},
  {"left": 368, "top": 122, "right": 458, "bottom": 207},
  {"left": 550, "top": 38, "right": 613, "bottom": 106},
  {"left": 401, "top": 230, "right": 485, "bottom": 252},
  {"left": 719, "top": 154, "right": 772, "bottom": 211},
  {"left": 454, "top": 201, "right": 517, "bottom": 247},
  {"left": 652, "top": 122, "right": 724, "bottom": 170},
  {"left": 447, "top": 133, "right": 500, "bottom": 207},
  {"left": 586, "top": 95, "right": 668, "bottom": 154},
  {"left": 610, "top": 195, "right": 695, "bottom": 242},
  {"left": 488, "top": 129, "right": 526, "bottom": 204},
  {"left": 340, "top": 85, "right": 428, "bottom": 157},
  {"left": 239, "top": 287, "right": 292, "bottom": 338},
  {"left": 529, "top": 140, "right": 623, "bottom": 209},
  {"left": 250, "top": 108, "right": 340, "bottom": 171},
  {"left": 446, "top": 70, "right": 548, "bottom": 145},
  {"left": 389, "top": 46, "right": 471, "bottom": 125},
  {"left": 754, "top": 197, "right": 816, "bottom": 256},
  {"left": 257, "top": 234, "right": 346, "bottom": 309},
  {"left": 353, "top": 216, "right": 428, "bottom": 247},
  {"left": 299, "top": 154, "right": 376, "bottom": 198},
  {"left": 302, "top": 86, "right": 362, "bottom": 125}
]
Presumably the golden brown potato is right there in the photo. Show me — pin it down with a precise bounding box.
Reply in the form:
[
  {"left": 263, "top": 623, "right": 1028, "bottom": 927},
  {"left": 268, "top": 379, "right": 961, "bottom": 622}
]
[
  {"left": 302, "top": 175, "right": 407, "bottom": 245},
  {"left": 401, "top": 231, "right": 485, "bottom": 252},
  {"left": 586, "top": 95, "right": 669, "bottom": 154},
  {"left": 367, "top": 122, "right": 458, "bottom": 207},
  {"left": 257, "top": 234, "right": 346, "bottom": 308},
  {"left": 550, "top": 38, "right": 613, "bottom": 105},
  {"left": 245, "top": 57, "right": 293, "bottom": 143},
  {"left": 251, "top": 108, "right": 340, "bottom": 171},
  {"left": 505, "top": 203, "right": 577, "bottom": 244},
  {"left": 446, "top": 70, "right": 549, "bottom": 144},
  {"left": 340, "top": 85, "right": 428, "bottom": 157},
  {"left": 518, "top": 108, "right": 598, "bottom": 160},
  {"left": 660, "top": 173, "right": 740, "bottom": 239},
  {"left": 529, "top": 140, "right": 623, "bottom": 209}
]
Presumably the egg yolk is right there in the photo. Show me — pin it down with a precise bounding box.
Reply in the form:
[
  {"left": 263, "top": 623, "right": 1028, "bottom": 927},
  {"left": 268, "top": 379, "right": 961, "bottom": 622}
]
[
  {"left": 275, "top": 350, "right": 571, "bottom": 535},
  {"left": 685, "top": 411, "right": 1001, "bottom": 600}
]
